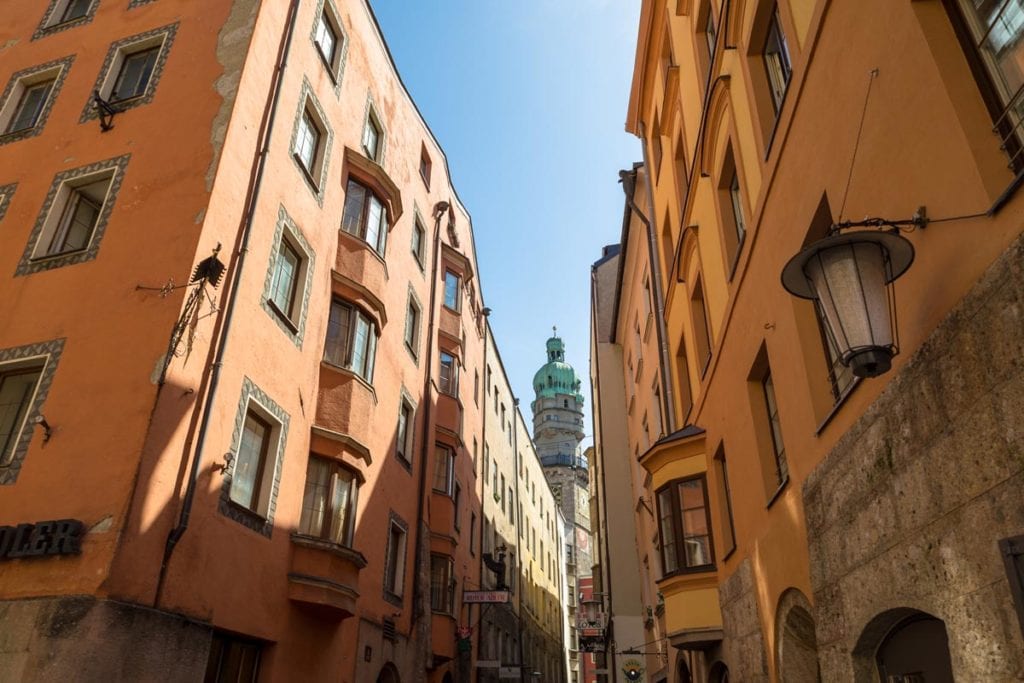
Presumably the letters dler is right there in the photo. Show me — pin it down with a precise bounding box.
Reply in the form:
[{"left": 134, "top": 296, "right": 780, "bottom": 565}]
[{"left": 0, "top": 520, "right": 84, "bottom": 559}]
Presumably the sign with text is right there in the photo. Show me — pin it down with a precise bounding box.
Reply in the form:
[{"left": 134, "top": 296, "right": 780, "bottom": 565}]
[
  {"left": 463, "top": 590, "right": 510, "bottom": 604},
  {"left": 0, "top": 520, "right": 83, "bottom": 559}
]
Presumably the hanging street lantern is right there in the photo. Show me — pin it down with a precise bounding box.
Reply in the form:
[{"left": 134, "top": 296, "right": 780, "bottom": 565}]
[{"left": 781, "top": 229, "right": 915, "bottom": 378}]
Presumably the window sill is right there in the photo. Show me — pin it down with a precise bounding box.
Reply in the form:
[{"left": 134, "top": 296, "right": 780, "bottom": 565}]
[
  {"left": 404, "top": 340, "right": 419, "bottom": 364},
  {"left": 40, "top": 16, "right": 90, "bottom": 33},
  {"left": 267, "top": 299, "right": 300, "bottom": 334},
  {"left": 315, "top": 50, "right": 340, "bottom": 87},
  {"left": 395, "top": 451, "right": 412, "bottom": 472},
  {"left": 814, "top": 377, "right": 862, "bottom": 436},
  {"left": 292, "top": 152, "right": 323, "bottom": 196},
  {"left": 0, "top": 126, "right": 39, "bottom": 140},
  {"left": 383, "top": 590, "right": 404, "bottom": 608},
  {"left": 224, "top": 498, "right": 269, "bottom": 526},
  {"left": 766, "top": 476, "right": 790, "bottom": 509},
  {"left": 107, "top": 93, "right": 145, "bottom": 109},
  {"left": 721, "top": 544, "right": 736, "bottom": 563},
  {"left": 656, "top": 564, "right": 717, "bottom": 582},
  {"left": 30, "top": 245, "right": 90, "bottom": 264}
]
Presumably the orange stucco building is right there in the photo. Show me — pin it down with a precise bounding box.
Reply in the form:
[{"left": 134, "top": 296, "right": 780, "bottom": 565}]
[
  {"left": 590, "top": 0, "right": 1024, "bottom": 681},
  {"left": 0, "top": 1, "right": 551, "bottom": 681}
]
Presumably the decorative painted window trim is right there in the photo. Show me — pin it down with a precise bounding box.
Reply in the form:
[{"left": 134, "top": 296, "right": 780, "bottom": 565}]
[
  {"left": 0, "top": 183, "right": 16, "bottom": 222},
  {"left": 310, "top": 0, "right": 348, "bottom": 95},
  {"left": 404, "top": 283, "right": 423, "bottom": 363},
  {"left": 0, "top": 338, "right": 65, "bottom": 485},
  {"left": 127, "top": 0, "right": 158, "bottom": 7},
  {"left": 383, "top": 510, "right": 408, "bottom": 606},
  {"left": 362, "top": 93, "right": 386, "bottom": 164},
  {"left": 288, "top": 78, "right": 333, "bottom": 205},
  {"left": 260, "top": 205, "right": 315, "bottom": 348},
  {"left": 16, "top": 154, "right": 131, "bottom": 276},
  {"left": 218, "top": 377, "right": 290, "bottom": 537},
  {"left": 33, "top": 0, "right": 100, "bottom": 41},
  {"left": 79, "top": 23, "right": 179, "bottom": 123},
  {"left": 0, "top": 55, "right": 75, "bottom": 146}
]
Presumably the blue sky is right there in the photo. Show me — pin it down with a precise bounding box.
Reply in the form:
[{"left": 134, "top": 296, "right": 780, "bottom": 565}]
[{"left": 371, "top": 1, "right": 641, "bottom": 443}]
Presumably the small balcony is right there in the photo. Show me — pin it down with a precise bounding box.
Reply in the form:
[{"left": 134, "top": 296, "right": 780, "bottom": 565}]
[
  {"left": 335, "top": 230, "right": 388, "bottom": 307},
  {"left": 288, "top": 533, "right": 367, "bottom": 619},
  {"left": 435, "top": 391, "right": 463, "bottom": 438},
  {"left": 657, "top": 570, "right": 723, "bottom": 650},
  {"left": 438, "top": 305, "right": 461, "bottom": 344},
  {"left": 316, "top": 362, "right": 375, "bottom": 438}
]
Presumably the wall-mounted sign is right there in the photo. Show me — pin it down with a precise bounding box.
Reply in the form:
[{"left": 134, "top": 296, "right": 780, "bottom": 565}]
[
  {"left": 463, "top": 590, "right": 510, "bottom": 604},
  {"left": 0, "top": 520, "right": 83, "bottom": 559}
]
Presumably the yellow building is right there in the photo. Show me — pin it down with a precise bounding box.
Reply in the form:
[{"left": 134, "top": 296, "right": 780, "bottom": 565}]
[{"left": 595, "top": 0, "right": 1024, "bottom": 681}]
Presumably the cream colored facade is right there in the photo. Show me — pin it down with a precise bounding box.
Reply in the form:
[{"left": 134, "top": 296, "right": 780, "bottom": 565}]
[{"left": 478, "top": 324, "right": 567, "bottom": 682}]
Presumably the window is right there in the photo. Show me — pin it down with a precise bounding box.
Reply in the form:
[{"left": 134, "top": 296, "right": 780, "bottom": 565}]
[
  {"left": 656, "top": 475, "right": 715, "bottom": 575},
  {"left": 311, "top": 0, "right": 346, "bottom": 85},
  {"left": 110, "top": 47, "right": 159, "bottom": 103},
  {"left": 761, "top": 370, "right": 788, "bottom": 487},
  {"left": 204, "top": 631, "right": 261, "bottom": 683},
  {"left": 230, "top": 410, "right": 273, "bottom": 514},
  {"left": 0, "top": 367, "right": 42, "bottom": 466},
  {"left": 420, "top": 145, "right": 432, "bottom": 188},
  {"left": 412, "top": 217, "right": 426, "bottom": 268},
  {"left": 729, "top": 172, "right": 746, "bottom": 249},
  {"left": 362, "top": 108, "right": 382, "bottom": 161},
  {"left": 704, "top": 8, "right": 718, "bottom": 76},
  {"left": 298, "top": 457, "right": 358, "bottom": 546},
  {"left": 4, "top": 80, "right": 55, "bottom": 135},
  {"left": 454, "top": 482, "right": 462, "bottom": 530},
  {"left": 470, "top": 513, "right": 477, "bottom": 555},
  {"left": 474, "top": 371, "right": 480, "bottom": 406},
  {"left": 433, "top": 444, "right": 454, "bottom": 495},
  {"left": 396, "top": 398, "right": 414, "bottom": 464},
  {"left": 1000, "top": 534, "right": 1024, "bottom": 639},
  {"left": 443, "top": 270, "right": 461, "bottom": 311},
  {"left": 293, "top": 110, "right": 321, "bottom": 177},
  {"left": 384, "top": 515, "right": 408, "bottom": 599},
  {"left": 342, "top": 179, "right": 388, "bottom": 256},
  {"left": 763, "top": 8, "right": 792, "bottom": 114},
  {"left": 713, "top": 445, "right": 737, "bottom": 558},
  {"left": 324, "top": 299, "right": 378, "bottom": 382},
  {"left": 58, "top": 0, "right": 92, "bottom": 24},
  {"left": 82, "top": 25, "right": 178, "bottom": 123},
  {"left": 45, "top": 185, "right": 101, "bottom": 257},
  {"left": 947, "top": 0, "right": 1024, "bottom": 171},
  {"left": 431, "top": 554, "right": 455, "bottom": 613},
  {"left": 439, "top": 351, "right": 458, "bottom": 395},
  {"left": 404, "top": 295, "right": 421, "bottom": 356},
  {"left": 691, "top": 276, "right": 713, "bottom": 376},
  {"left": 269, "top": 240, "right": 301, "bottom": 322},
  {"left": 500, "top": 474, "right": 507, "bottom": 513},
  {"left": 651, "top": 111, "right": 663, "bottom": 176}
]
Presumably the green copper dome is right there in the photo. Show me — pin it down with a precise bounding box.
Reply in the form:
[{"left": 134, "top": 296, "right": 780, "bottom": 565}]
[{"left": 532, "top": 331, "right": 584, "bottom": 404}]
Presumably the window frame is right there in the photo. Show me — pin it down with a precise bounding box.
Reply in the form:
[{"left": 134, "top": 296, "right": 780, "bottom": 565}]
[
  {"left": 297, "top": 455, "right": 359, "bottom": 547},
  {"left": 80, "top": 24, "right": 179, "bottom": 123},
  {"left": 655, "top": 474, "right": 716, "bottom": 577},
  {"left": 0, "top": 56, "right": 74, "bottom": 146},
  {"left": 362, "top": 100, "right": 385, "bottom": 162},
  {"left": 432, "top": 443, "right": 455, "bottom": 496},
  {"left": 311, "top": 0, "right": 347, "bottom": 88},
  {"left": 430, "top": 553, "right": 456, "bottom": 614},
  {"left": 443, "top": 269, "right": 461, "bottom": 312},
  {"left": 420, "top": 144, "right": 433, "bottom": 189},
  {"left": 109, "top": 45, "right": 160, "bottom": 104},
  {"left": 261, "top": 206, "right": 314, "bottom": 344},
  {"left": 205, "top": 631, "right": 262, "bottom": 683},
  {"left": 0, "top": 340, "right": 63, "bottom": 485},
  {"left": 383, "top": 513, "right": 408, "bottom": 603},
  {"left": 396, "top": 395, "right": 415, "bottom": 466},
  {"left": 439, "top": 351, "right": 459, "bottom": 396},
  {"left": 404, "top": 290, "right": 422, "bottom": 359},
  {"left": 690, "top": 274, "right": 713, "bottom": 377},
  {"left": 35, "top": 0, "right": 98, "bottom": 39},
  {"left": 761, "top": 369, "right": 789, "bottom": 490},
  {"left": 288, "top": 80, "right": 332, "bottom": 201},
  {"left": 341, "top": 177, "right": 389, "bottom": 256},
  {"left": 412, "top": 215, "right": 427, "bottom": 270},
  {"left": 762, "top": 6, "right": 792, "bottom": 116},
  {"left": 323, "top": 297, "right": 379, "bottom": 383}
]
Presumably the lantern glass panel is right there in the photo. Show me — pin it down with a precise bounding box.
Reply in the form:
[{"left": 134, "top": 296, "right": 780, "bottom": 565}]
[{"left": 805, "top": 241, "right": 893, "bottom": 360}]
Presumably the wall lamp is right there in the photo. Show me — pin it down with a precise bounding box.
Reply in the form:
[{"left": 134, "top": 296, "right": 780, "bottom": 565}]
[
  {"left": 781, "top": 212, "right": 922, "bottom": 378},
  {"left": 34, "top": 415, "right": 53, "bottom": 442}
]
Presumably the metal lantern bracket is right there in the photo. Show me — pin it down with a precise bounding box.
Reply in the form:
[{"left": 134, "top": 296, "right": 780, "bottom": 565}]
[
  {"left": 830, "top": 206, "right": 929, "bottom": 236},
  {"left": 92, "top": 91, "right": 119, "bottom": 132}
]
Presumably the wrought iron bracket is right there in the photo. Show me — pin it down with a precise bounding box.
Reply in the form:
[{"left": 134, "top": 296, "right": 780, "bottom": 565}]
[
  {"left": 830, "top": 206, "right": 929, "bottom": 235},
  {"left": 92, "top": 91, "right": 119, "bottom": 132}
]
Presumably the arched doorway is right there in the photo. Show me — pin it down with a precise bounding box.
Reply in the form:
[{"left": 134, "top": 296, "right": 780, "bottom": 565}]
[
  {"left": 377, "top": 662, "right": 400, "bottom": 683},
  {"left": 775, "top": 589, "right": 820, "bottom": 682},
  {"left": 708, "top": 661, "right": 729, "bottom": 683},
  {"left": 877, "top": 614, "right": 954, "bottom": 682},
  {"left": 676, "top": 656, "right": 691, "bottom": 683},
  {"left": 852, "top": 608, "right": 954, "bottom": 683}
]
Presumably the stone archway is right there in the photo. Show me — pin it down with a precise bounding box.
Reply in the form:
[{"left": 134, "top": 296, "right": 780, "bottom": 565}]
[
  {"left": 377, "top": 662, "right": 400, "bottom": 683},
  {"left": 775, "top": 589, "right": 820, "bottom": 682},
  {"left": 852, "top": 608, "right": 954, "bottom": 683},
  {"left": 676, "top": 656, "right": 691, "bottom": 683},
  {"left": 708, "top": 661, "right": 729, "bottom": 683}
]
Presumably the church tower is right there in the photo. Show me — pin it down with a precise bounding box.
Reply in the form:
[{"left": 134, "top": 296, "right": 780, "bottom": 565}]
[{"left": 531, "top": 329, "right": 591, "bottom": 577}]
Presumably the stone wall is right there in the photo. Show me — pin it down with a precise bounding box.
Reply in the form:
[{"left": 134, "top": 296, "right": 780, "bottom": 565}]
[
  {"left": 0, "top": 596, "right": 210, "bottom": 682},
  {"left": 719, "top": 559, "right": 769, "bottom": 681},
  {"left": 804, "top": 232, "right": 1024, "bottom": 681}
]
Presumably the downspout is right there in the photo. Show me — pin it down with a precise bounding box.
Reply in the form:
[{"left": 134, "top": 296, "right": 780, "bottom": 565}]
[
  {"left": 475, "top": 314, "right": 491, "bottom": 683},
  {"left": 156, "top": 0, "right": 300, "bottom": 606},
  {"left": 412, "top": 201, "right": 449, "bottom": 636},
  {"left": 512, "top": 397, "right": 526, "bottom": 677},
  {"left": 589, "top": 266, "right": 617, "bottom": 682},
  {"left": 620, "top": 152, "right": 676, "bottom": 434}
]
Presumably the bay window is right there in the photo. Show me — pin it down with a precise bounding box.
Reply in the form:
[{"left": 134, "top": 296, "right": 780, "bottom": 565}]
[
  {"left": 656, "top": 475, "right": 715, "bottom": 575},
  {"left": 342, "top": 179, "right": 388, "bottom": 256},
  {"left": 298, "top": 456, "right": 358, "bottom": 546},
  {"left": 324, "top": 298, "right": 378, "bottom": 382}
]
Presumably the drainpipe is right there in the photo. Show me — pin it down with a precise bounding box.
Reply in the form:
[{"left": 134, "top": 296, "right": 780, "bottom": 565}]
[
  {"left": 589, "top": 267, "right": 618, "bottom": 682},
  {"left": 475, "top": 313, "right": 491, "bottom": 683},
  {"left": 412, "top": 201, "right": 449, "bottom": 640},
  {"left": 155, "top": 0, "right": 300, "bottom": 606},
  {"left": 620, "top": 147, "right": 675, "bottom": 434},
  {"left": 512, "top": 397, "right": 526, "bottom": 678}
]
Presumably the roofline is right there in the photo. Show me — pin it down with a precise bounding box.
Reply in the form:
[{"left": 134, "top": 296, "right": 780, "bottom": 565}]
[
  {"left": 626, "top": 0, "right": 656, "bottom": 135},
  {"left": 359, "top": 0, "right": 486, "bottom": 302},
  {"left": 610, "top": 162, "right": 645, "bottom": 343}
]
